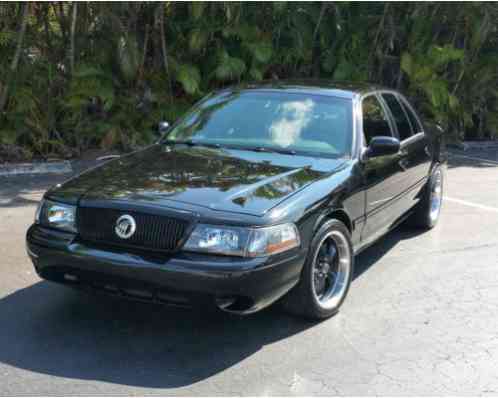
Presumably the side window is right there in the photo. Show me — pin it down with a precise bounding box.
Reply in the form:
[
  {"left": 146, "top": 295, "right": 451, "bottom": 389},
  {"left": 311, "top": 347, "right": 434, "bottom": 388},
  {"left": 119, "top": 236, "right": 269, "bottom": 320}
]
[
  {"left": 362, "top": 95, "right": 392, "bottom": 145},
  {"left": 399, "top": 97, "right": 423, "bottom": 134},
  {"left": 381, "top": 93, "right": 413, "bottom": 141}
]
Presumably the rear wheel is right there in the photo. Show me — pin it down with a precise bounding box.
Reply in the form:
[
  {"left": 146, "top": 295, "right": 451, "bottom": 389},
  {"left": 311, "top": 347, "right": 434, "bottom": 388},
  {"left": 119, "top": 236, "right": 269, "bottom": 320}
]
[
  {"left": 283, "top": 219, "right": 353, "bottom": 320},
  {"left": 408, "top": 164, "right": 444, "bottom": 229}
]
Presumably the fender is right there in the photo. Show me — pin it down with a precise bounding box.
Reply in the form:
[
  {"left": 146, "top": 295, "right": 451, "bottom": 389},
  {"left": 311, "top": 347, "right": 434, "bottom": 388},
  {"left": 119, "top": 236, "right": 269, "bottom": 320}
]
[{"left": 313, "top": 207, "right": 353, "bottom": 235}]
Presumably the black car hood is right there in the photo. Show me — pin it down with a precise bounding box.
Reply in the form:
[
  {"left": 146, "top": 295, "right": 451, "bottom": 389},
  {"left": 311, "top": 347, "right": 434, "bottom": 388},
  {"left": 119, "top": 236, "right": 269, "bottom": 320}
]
[{"left": 49, "top": 145, "right": 346, "bottom": 216}]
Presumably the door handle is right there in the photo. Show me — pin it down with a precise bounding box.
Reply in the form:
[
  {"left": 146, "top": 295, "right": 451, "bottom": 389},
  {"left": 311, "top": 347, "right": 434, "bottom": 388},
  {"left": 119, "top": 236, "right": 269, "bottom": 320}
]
[{"left": 398, "top": 158, "right": 409, "bottom": 171}]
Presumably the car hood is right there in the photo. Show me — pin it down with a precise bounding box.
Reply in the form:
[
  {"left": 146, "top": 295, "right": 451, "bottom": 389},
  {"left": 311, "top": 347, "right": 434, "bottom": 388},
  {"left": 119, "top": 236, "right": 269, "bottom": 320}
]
[{"left": 49, "top": 145, "right": 346, "bottom": 216}]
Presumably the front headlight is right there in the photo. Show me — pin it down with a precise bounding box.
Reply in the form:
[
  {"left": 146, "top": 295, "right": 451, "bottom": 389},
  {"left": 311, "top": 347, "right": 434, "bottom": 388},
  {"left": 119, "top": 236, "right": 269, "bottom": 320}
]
[
  {"left": 183, "top": 223, "right": 300, "bottom": 257},
  {"left": 37, "top": 199, "right": 77, "bottom": 233}
]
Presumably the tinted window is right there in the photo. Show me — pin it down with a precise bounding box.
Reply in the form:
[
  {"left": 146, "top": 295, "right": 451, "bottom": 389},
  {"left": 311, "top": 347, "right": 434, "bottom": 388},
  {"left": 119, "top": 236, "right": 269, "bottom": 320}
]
[
  {"left": 382, "top": 93, "right": 413, "bottom": 140},
  {"left": 399, "top": 97, "right": 423, "bottom": 133},
  {"left": 166, "top": 92, "right": 353, "bottom": 158},
  {"left": 362, "top": 95, "right": 392, "bottom": 145}
]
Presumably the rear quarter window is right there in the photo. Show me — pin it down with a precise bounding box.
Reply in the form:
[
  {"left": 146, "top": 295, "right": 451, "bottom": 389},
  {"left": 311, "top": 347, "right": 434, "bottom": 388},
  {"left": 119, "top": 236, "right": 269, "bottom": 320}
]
[
  {"left": 399, "top": 97, "right": 423, "bottom": 134},
  {"left": 381, "top": 93, "right": 413, "bottom": 141}
]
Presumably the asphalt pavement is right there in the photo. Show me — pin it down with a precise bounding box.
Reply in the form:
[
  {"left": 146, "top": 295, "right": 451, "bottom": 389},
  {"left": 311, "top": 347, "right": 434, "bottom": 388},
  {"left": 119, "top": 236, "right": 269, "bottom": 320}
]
[{"left": 0, "top": 149, "right": 497, "bottom": 395}]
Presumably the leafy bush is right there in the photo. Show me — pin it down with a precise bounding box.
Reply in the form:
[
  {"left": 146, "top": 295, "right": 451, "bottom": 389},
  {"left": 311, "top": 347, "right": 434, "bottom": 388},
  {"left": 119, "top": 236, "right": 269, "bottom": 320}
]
[{"left": 0, "top": 2, "right": 497, "bottom": 160}]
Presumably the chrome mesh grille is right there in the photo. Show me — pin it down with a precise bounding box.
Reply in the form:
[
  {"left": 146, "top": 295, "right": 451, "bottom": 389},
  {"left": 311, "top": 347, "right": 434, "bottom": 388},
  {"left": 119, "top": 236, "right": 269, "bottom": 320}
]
[{"left": 77, "top": 207, "right": 188, "bottom": 252}]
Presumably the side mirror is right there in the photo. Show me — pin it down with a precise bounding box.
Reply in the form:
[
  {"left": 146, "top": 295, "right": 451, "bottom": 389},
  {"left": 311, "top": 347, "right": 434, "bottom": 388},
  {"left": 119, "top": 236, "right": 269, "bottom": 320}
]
[
  {"left": 158, "top": 121, "right": 170, "bottom": 135},
  {"left": 365, "top": 136, "right": 400, "bottom": 159}
]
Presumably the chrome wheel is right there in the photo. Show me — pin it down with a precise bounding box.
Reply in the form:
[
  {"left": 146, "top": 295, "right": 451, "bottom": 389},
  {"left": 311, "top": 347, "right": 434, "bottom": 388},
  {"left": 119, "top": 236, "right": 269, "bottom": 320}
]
[
  {"left": 429, "top": 168, "right": 443, "bottom": 223},
  {"left": 311, "top": 230, "right": 351, "bottom": 310}
]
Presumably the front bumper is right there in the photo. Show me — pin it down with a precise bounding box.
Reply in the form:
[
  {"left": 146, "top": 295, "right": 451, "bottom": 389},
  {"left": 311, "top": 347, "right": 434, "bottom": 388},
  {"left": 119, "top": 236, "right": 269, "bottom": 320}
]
[{"left": 26, "top": 224, "right": 306, "bottom": 314}]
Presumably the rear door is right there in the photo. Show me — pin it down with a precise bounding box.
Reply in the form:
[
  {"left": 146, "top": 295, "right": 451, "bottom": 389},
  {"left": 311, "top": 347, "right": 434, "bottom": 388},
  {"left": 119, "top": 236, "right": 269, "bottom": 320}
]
[
  {"left": 380, "top": 93, "right": 431, "bottom": 209},
  {"left": 398, "top": 95, "right": 432, "bottom": 182}
]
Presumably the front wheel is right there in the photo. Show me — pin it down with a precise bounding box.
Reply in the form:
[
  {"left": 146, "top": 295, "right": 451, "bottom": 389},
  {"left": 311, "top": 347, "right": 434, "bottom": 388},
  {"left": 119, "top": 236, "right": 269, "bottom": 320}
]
[{"left": 282, "top": 219, "right": 354, "bottom": 320}]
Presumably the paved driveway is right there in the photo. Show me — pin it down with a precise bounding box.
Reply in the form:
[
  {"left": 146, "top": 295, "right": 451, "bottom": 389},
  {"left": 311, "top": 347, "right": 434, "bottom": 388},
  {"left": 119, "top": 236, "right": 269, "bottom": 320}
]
[{"left": 0, "top": 150, "right": 497, "bottom": 395}]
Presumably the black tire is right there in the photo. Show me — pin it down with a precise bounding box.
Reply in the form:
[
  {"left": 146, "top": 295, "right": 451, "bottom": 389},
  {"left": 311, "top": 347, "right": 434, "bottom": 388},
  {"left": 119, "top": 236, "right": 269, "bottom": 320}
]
[
  {"left": 282, "top": 219, "right": 354, "bottom": 320},
  {"left": 408, "top": 164, "right": 444, "bottom": 229}
]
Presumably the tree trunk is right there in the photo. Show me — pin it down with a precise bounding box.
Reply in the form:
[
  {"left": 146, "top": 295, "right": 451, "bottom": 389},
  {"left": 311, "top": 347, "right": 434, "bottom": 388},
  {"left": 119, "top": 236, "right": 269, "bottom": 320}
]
[
  {"left": 368, "top": 3, "right": 389, "bottom": 81},
  {"left": 311, "top": 3, "right": 327, "bottom": 78},
  {"left": 53, "top": 3, "right": 68, "bottom": 60},
  {"left": 141, "top": 24, "right": 150, "bottom": 74},
  {"left": 43, "top": 4, "right": 54, "bottom": 61},
  {"left": 0, "top": 3, "right": 30, "bottom": 114},
  {"left": 158, "top": 4, "right": 173, "bottom": 102},
  {"left": 69, "top": 2, "right": 78, "bottom": 75}
]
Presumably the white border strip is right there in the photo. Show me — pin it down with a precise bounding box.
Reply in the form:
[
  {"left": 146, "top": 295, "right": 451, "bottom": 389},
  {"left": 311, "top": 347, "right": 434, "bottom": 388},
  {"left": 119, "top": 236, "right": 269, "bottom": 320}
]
[
  {"left": 444, "top": 196, "right": 498, "bottom": 213},
  {"left": 450, "top": 154, "right": 498, "bottom": 166}
]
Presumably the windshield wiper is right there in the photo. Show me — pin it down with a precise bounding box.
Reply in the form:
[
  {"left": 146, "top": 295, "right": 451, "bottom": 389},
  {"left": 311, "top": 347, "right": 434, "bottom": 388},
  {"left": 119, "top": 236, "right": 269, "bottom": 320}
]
[
  {"left": 163, "top": 141, "right": 296, "bottom": 154},
  {"left": 243, "top": 146, "right": 297, "bottom": 155},
  {"left": 163, "top": 140, "right": 222, "bottom": 149}
]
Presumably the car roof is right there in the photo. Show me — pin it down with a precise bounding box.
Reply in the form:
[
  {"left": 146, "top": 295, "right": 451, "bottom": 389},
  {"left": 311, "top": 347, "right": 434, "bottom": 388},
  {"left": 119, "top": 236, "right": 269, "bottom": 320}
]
[{"left": 226, "top": 79, "right": 388, "bottom": 100}]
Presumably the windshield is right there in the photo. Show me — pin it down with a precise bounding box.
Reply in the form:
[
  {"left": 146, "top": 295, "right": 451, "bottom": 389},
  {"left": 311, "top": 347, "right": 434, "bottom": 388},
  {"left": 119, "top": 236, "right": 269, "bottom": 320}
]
[{"left": 164, "top": 91, "right": 353, "bottom": 158}]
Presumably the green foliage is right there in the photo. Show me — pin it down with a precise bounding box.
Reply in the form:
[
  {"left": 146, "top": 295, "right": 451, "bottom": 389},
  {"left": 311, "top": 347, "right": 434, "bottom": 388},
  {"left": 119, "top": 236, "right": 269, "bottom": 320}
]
[
  {"left": 188, "top": 29, "right": 208, "bottom": 53},
  {"left": 117, "top": 35, "right": 140, "bottom": 83},
  {"left": 68, "top": 65, "right": 115, "bottom": 111},
  {"left": 401, "top": 45, "right": 465, "bottom": 126},
  {"left": 176, "top": 64, "right": 201, "bottom": 95},
  {"left": 190, "top": 3, "right": 206, "bottom": 21},
  {"left": 214, "top": 50, "right": 246, "bottom": 82},
  {"left": 0, "top": 1, "right": 497, "bottom": 160},
  {"left": 245, "top": 41, "right": 272, "bottom": 64},
  {"left": 0, "top": 29, "right": 15, "bottom": 48}
]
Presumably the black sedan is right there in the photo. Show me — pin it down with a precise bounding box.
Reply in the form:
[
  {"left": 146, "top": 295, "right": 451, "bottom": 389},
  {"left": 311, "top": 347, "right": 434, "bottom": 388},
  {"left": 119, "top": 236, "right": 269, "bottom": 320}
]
[{"left": 26, "top": 81, "right": 446, "bottom": 319}]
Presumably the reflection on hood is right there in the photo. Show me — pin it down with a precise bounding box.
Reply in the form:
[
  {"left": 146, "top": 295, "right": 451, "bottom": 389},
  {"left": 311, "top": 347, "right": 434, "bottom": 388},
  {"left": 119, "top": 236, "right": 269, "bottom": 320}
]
[{"left": 49, "top": 145, "right": 345, "bottom": 216}]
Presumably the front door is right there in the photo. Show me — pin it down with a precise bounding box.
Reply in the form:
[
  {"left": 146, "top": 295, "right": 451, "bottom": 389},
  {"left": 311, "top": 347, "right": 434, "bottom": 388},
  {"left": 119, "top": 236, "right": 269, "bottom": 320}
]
[
  {"left": 380, "top": 93, "right": 431, "bottom": 210},
  {"left": 360, "top": 94, "right": 407, "bottom": 246}
]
